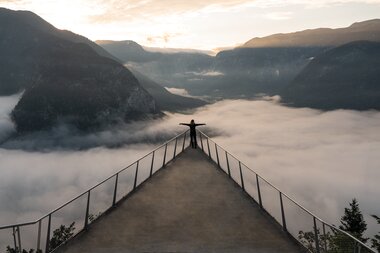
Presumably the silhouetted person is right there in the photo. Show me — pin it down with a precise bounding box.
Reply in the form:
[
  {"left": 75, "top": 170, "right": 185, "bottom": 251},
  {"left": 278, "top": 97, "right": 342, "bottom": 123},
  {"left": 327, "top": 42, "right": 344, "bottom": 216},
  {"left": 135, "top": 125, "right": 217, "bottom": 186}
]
[{"left": 180, "top": 120, "right": 206, "bottom": 148}]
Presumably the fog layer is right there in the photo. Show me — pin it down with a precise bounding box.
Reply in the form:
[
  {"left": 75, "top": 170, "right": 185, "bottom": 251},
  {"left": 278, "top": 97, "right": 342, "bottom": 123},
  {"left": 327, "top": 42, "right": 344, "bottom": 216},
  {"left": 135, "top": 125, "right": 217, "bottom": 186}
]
[
  {"left": 0, "top": 97, "right": 379, "bottom": 236},
  {"left": 0, "top": 94, "right": 20, "bottom": 142}
]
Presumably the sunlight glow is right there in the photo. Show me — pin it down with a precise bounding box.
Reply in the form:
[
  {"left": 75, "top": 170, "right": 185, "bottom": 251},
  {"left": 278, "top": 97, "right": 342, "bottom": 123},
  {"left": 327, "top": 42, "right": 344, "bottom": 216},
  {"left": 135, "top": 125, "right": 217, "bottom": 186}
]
[{"left": 1, "top": 0, "right": 380, "bottom": 49}]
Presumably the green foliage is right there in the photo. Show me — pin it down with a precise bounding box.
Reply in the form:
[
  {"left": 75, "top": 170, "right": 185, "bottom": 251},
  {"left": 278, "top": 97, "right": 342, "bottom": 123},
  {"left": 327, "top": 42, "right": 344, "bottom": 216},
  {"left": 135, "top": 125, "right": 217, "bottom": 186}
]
[
  {"left": 329, "top": 229, "right": 359, "bottom": 253},
  {"left": 372, "top": 215, "right": 380, "bottom": 252},
  {"left": 6, "top": 222, "right": 75, "bottom": 253},
  {"left": 339, "top": 198, "right": 368, "bottom": 243},
  {"left": 298, "top": 199, "right": 371, "bottom": 253},
  {"left": 88, "top": 212, "right": 102, "bottom": 223},
  {"left": 298, "top": 227, "right": 368, "bottom": 253},
  {"left": 6, "top": 246, "right": 42, "bottom": 253},
  {"left": 49, "top": 222, "right": 75, "bottom": 251},
  {"left": 298, "top": 228, "right": 332, "bottom": 252}
]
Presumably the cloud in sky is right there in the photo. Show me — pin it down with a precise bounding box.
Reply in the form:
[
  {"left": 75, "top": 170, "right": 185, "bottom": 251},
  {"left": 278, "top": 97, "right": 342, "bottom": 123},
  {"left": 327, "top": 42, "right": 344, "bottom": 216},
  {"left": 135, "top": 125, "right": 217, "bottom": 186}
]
[
  {"left": 86, "top": 0, "right": 257, "bottom": 23},
  {"left": 264, "top": 11, "right": 293, "bottom": 20},
  {"left": 250, "top": 0, "right": 380, "bottom": 8},
  {"left": 0, "top": 0, "right": 25, "bottom": 3},
  {"left": 146, "top": 32, "right": 182, "bottom": 45},
  {"left": 50, "top": 0, "right": 380, "bottom": 23},
  {"left": 2, "top": 0, "right": 380, "bottom": 49},
  {"left": 82, "top": 0, "right": 380, "bottom": 22}
]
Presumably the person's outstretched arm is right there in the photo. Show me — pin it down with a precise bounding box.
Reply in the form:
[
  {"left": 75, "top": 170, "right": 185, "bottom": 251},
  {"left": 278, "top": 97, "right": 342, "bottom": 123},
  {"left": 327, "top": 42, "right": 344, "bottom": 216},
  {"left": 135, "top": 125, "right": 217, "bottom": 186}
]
[
  {"left": 194, "top": 123, "right": 206, "bottom": 126},
  {"left": 179, "top": 123, "right": 191, "bottom": 126}
]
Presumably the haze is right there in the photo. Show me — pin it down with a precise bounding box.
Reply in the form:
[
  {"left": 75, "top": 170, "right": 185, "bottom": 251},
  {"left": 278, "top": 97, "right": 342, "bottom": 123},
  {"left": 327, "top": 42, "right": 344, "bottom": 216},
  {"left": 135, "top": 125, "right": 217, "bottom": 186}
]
[
  {"left": 0, "top": 95, "right": 379, "bottom": 237},
  {"left": 1, "top": 0, "right": 380, "bottom": 49}
]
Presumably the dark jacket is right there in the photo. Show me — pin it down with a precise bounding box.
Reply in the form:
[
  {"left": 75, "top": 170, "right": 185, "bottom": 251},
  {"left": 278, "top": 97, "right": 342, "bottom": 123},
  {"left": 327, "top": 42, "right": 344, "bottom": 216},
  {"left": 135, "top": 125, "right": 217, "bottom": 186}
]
[{"left": 180, "top": 122, "right": 205, "bottom": 135}]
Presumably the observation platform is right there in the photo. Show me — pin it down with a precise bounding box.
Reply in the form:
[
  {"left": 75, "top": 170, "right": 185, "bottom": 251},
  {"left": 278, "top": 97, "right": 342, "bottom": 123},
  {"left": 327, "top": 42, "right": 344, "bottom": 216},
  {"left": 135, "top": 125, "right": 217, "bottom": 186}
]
[{"left": 57, "top": 148, "right": 303, "bottom": 253}]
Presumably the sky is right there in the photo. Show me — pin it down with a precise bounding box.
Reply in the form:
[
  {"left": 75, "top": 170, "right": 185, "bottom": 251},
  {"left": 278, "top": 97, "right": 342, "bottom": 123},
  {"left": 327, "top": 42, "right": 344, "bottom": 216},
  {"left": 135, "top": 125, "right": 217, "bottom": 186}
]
[{"left": 1, "top": 0, "right": 380, "bottom": 50}]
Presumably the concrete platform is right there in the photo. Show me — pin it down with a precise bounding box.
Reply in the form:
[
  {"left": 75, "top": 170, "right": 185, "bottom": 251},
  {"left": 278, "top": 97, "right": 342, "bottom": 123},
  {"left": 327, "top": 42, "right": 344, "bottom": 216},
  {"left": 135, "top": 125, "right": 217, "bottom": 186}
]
[{"left": 58, "top": 148, "right": 305, "bottom": 253}]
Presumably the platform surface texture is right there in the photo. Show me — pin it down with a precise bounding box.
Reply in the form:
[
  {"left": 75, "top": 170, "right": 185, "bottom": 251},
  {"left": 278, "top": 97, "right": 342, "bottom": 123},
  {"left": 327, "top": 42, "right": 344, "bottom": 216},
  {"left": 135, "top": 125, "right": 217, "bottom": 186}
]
[{"left": 58, "top": 148, "right": 304, "bottom": 253}]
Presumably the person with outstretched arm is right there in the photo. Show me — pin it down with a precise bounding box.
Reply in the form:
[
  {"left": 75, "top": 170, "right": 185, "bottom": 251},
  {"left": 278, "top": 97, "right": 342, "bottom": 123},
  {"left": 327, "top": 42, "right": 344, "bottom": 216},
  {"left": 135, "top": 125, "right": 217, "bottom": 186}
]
[{"left": 179, "top": 119, "right": 206, "bottom": 149}]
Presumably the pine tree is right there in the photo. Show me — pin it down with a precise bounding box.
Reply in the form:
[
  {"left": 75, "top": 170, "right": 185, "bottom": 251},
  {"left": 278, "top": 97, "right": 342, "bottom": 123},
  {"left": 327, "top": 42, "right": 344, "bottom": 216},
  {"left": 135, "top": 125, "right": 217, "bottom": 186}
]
[
  {"left": 372, "top": 215, "right": 380, "bottom": 252},
  {"left": 49, "top": 222, "right": 75, "bottom": 251},
  {"left": 339, "top": 198, "right": 368, "bottom": 243}
]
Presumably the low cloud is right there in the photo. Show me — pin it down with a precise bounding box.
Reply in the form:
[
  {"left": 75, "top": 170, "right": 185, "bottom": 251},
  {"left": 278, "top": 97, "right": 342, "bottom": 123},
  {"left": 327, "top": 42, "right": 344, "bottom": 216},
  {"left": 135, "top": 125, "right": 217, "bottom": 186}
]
[
  {"left": 0, "top": 98, "right": 379, "bottom": 244},
  {"left": 186, "top": 71, "right": 225, "bottom": 77},
  {"left": 0, "top": 94, "right": 21, "bottom": 142},
  {"left": 165, "top": 87, "right": 191, "bottom": 97},
  {"left": 198, "top": 71, "right": 224, "bottom": 77}
]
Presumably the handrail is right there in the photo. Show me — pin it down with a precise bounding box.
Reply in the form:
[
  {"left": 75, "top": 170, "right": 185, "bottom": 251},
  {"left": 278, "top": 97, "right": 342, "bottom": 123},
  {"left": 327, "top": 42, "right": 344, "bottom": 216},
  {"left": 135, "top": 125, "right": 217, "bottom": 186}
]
[
  {"left": 0, "top": 130, "right": 189, "bottom": 230},
  {"left": 1, "top": 129, "right": 374, "bottom": 253},
  {"left": 198, "top": 130, "right": 375, "bottom": 252},
  {"left": 199, "top": 131, "right": 324, "bottom": 221}
]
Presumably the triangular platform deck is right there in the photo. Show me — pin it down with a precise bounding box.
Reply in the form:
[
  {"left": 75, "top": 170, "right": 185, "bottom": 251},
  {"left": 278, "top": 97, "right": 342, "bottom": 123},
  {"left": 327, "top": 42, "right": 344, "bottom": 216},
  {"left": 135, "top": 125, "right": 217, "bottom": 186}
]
[{"left": 58, "top": 148, "right": 304, "bottom": 253}]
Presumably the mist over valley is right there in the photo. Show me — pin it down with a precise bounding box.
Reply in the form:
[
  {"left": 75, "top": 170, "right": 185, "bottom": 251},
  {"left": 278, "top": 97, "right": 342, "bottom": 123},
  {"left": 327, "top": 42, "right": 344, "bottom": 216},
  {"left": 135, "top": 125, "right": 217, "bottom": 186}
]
[{"left": 0, "top": 4, "right": 379, "bottom": 252}]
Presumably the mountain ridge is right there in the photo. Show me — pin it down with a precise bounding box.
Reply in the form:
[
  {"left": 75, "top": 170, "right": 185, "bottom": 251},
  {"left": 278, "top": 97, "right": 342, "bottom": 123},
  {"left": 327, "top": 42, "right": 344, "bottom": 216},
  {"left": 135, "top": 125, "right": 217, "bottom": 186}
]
[
  {"left": 0, "top": 8, "right": 159, "bottom": 132},
  {"left": 281, "top": 40, "right": 380, "bottom": 110},
  {"left": 242, "top": 19, "right": 380, "bottom": 48},
  {"left": 0, "top": 8, "right": 120, "bottom": 62},
  {"left": 97, "top": 18, "right": 380, "bottom": 103},
  {"left": 129, "top": 68, "right": 208, "bottom": 111}
]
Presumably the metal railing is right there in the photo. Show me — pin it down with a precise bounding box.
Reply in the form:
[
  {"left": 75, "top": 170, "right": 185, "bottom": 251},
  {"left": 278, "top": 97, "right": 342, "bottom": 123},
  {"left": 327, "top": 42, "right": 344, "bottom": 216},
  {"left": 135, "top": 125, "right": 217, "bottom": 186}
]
[
  {"left": 0, "top": 130, "right": 190, "bottom": 253},
  {"left": 197, "top": 130, "right": 376, "bottom": 253}
]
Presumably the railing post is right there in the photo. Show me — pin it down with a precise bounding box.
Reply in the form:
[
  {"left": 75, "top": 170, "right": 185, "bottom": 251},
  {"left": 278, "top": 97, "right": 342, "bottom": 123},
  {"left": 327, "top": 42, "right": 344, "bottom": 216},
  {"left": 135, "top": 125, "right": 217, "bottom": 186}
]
[
  {"left": 322, "top": 223, "right": 327, "bottom": 252},
  {"left": 313, "top": 217, "right": 321, "bottom": 253},
  {"left": 45, "top": 214, "right": 51, "bottom": 253},
  {"left": 37, "top": 220, "right": 41, "bottom": 252},
  {"left": 16, "top": 226, "right": 21, "bottom": 253},
  {"left": 279, "top": 192, "right": 287, "bottom": 232},
  {"left": 356, "top": 242, "right": 362, "bottom": 253},
  {"left": 199, "top": 132, "right": 204, "bottom": 151},
  {"left": 112, "top": 173, "right": 119, "bottom": 206},
  {"left": 215, "top": 143, "right": 220, "bottom": 167},
  {"left": 133, "top": 161, "right": 139, "bottom": 189},
  {"left": 84, "top": 191, "right": 91, "bottom": 229},
  {"left": 149, "top": 151, "right": 155, "bottom": 177},
  {"left": 162, "top": 144, "right": 168, "bottom": 167},
  {"left": 239, "top": 161, "right": 245, "bottom": 191},
  {"left": 182, "top": 132, "right": 186, "bottom": 151},
  {"left": 225, "top": 151, "right": 231, "bottom": 178},
  {"left": 173, "top": 138, "right": 178, "bottom": 160},
  {"left": 256, "top": 174, "right": 263, "bottom": 209},
  {"left": 353, "top": 241, "right": 359, "bottom": 253},
  {"left": 206, "top": 138, "right": 211, "bottom": 158},
  {"left": 12, "top": 227, "right": 17, "bottom": 252}
]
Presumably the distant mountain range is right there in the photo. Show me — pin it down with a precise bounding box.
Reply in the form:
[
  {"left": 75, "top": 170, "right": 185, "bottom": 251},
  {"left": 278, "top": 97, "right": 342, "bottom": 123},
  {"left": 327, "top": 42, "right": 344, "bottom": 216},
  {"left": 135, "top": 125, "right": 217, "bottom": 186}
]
[
  {"left": 243, "top": 19, "right": 380, "bottom": 48},
  {"left": 97, "top": 40, "right": 213, "bottom": 55},
  {"left": 0, "top": 8, "right": 207, "bottom": 132},
  {"left": 97, "top": 40, "right": 214, "bottom": 89},
  {"left": 1, "top": 5, "right": 379, "bottom": 134},
  {"left": 96, "top": 40, "right": 157, "bottom": 63},
  {"left": 97, "top": 20, "right": 380, "bottom": 110},
  {"left": 129, "top": 68, "right": 207, "bottom": 111},
  {"left": 282, "top": 41, "right": 380, "bottom": 110}
]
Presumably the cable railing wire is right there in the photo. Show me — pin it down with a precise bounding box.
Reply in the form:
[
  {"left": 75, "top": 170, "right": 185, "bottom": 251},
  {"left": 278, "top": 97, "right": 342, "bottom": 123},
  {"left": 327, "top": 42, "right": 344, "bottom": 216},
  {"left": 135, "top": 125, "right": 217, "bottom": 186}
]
[
  {"left": 0, "top": 129, "right": 375, "bottom": 253},
  {"left": 0, "top": 130, "right": 190, "bottom": 253},
  {"left": 197, "top": 130, "right": 375, "bottom": 253}
]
